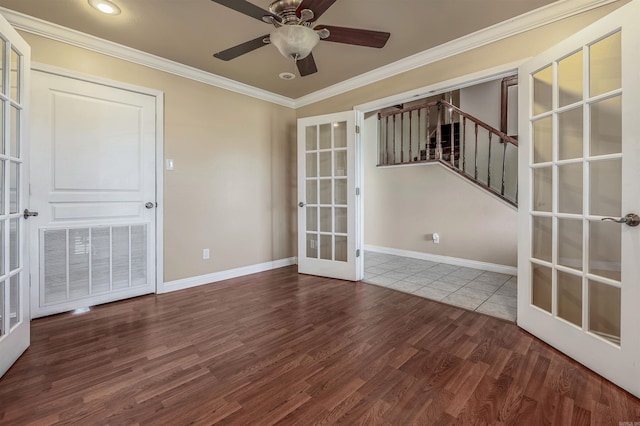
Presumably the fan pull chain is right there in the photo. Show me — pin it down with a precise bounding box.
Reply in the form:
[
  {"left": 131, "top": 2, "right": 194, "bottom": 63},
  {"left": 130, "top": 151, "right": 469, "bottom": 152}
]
[{"left": 293, "top": 53, "right": 299, "bottom": 76}]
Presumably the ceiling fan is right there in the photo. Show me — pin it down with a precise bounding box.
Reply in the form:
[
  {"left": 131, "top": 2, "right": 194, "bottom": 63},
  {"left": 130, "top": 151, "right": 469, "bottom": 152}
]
[{"left": 211, "top": 0, "right": 391, "bottom": 77}]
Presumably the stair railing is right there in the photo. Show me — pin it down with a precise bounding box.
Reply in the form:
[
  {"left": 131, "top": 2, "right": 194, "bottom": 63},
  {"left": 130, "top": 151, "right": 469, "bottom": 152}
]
[{"left": 377, "top": 100, "right": 519, "bottom": 206}]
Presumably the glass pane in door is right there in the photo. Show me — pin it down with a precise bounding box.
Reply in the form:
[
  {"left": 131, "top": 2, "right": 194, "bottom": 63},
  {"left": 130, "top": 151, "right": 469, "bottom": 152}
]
[
  {"left": 588, "top": 280, "right": 621, "bottom": 344},
  {"left": 9, "top": 218, "right": 18, "bottom": 271},
  {"left": 558, "top": 49, "right": 583, "bottom": 107},
  {"left": 9, "top": 161, "right": 17, "bottom": 214},
  {"left": 532, "top": 216, "right": 552, "bottom": 262},
  {"left": 558, "top": 163, "right": 582, "bottom": 214},
  {"left": 9, "top": 105, "right": 18, "bottom": 157},
  {"left": 0, "top": 41, "right": 4, "bottom": 96},
  {"left": 533, "top": 66, "right": 553, "bottom": 115},
  {"left": 589, "top": 220, "right": 621, "bottom": 281},
  {"left": 319, "top": 180, "right": 331, "bottom": 204},
  {"left": 589, "top": 32, "right": 621, "bottom": 97},
  {"left": 558, "top": 219, "right": 582, "bottom": 270},
  {"left": 532, "top": 264, "right": 552, "bottom": 313},
  {"left": 589, "top": 159, "right": 621, "bottom": 218},
  {"left": 305, "top": 126, "right": 317, "bottom": 150},
  {"left": 10, "top": 47, "right": 19, "bottom": 103},
  {"left": 590, "top": 96, "right": 621, "bottom": 156},
  {"left": 9, "top": 275, "right": 18, "bottom": 329},
  {"left": 533, "top": 117, "right": 553, "bottom": 163},
  {"left": 306, "top": 234, "right": 317, "bottom": 259},
  {"left": 558, "top": 107, "right": 583, "bottom": 160},
  {"left": 319, "top": 124, "right": 331, "bottom": 149},
  {"left": 320, "top": 234, "right": 332, "bottom": 260},
  {"left": 557, "top": 271, "right": 582, "bottom": 327},
  {"left": 532, "top": 167, "right": 552, "bottom": 212}
]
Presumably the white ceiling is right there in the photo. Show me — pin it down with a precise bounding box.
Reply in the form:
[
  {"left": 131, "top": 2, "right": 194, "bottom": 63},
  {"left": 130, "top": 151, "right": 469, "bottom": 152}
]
[{"left": 0, "top": 0, "right": 613, "bottom": 99}]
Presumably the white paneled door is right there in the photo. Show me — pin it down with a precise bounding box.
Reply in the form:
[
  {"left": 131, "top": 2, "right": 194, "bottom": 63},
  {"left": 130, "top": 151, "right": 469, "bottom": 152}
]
[
  {"left": 518, "top": 1, "right": 640, "bottom": 397},
  {"left": 297, "top": 111, "right": 362, "bottom": 281},
  {"left": 0, "top": 12, "right": 30, "bottom": 378},
  {"left": 30, "top": 70, "right": 158, "bottom": 318}
]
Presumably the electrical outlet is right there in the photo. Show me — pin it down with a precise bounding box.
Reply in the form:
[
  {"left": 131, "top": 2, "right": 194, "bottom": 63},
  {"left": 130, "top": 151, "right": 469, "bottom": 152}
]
[
  {"left": 203, "top": 248, "right": 210, "bottom": 260},
  {"left": 433, "top": 233, "right": 440, "bottom": 244}
]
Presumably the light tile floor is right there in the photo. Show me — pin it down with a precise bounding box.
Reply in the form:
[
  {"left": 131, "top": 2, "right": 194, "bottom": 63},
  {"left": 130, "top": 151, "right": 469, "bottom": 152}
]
[{"left": 363, "top": 251, "right": 517, "bottom": 322}]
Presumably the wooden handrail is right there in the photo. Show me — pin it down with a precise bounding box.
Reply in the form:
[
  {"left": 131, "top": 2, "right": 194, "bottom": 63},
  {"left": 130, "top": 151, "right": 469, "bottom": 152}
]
[
  {"left": 439, "top": 100, "right": 518, "bottom": 147},
  {"left": 378, "top": 101, "right": 439, "bottom": 119}
]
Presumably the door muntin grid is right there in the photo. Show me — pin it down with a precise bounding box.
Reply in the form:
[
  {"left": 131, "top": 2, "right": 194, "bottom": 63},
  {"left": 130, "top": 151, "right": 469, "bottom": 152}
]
[
  {"left": 305, "top": 121, "right": 348, "bottom": 263},
  {"left": 0, "top": 37, "right": 24, "bottom": 336},
  {"left": 529, "top": 31, "right": 623, "bottom": 345}
]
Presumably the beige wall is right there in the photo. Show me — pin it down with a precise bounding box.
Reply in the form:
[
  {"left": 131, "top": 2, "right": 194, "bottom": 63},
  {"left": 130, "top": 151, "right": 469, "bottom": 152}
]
[
  {"left": 363, "top": 113, "right": 517, "bottom": 266},
  {"left": 21, "top": 32, "right": 297, "bottom": 282}
]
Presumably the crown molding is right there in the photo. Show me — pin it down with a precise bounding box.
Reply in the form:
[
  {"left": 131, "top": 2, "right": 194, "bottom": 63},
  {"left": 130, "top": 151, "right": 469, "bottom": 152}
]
[
  {"left": 0, "top": 0, "right": 622, "bottom": 109},
  {"left": 0, "top": 7, "right": 296, "bottom": 108},
  {"left": 293, "top": 0, "right": 622, "bottom": 108}
]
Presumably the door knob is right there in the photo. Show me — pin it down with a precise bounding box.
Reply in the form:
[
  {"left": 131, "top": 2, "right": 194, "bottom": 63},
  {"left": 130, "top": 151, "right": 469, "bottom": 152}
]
[
  {"left": 145, "top": 202, "right": 155, "bottom": 209},
  {"left": 298, "top": 202, "right": 305, "bottom": 208},
  {"left": 23, "top": 209, "right": 39, "bottom": 219},
  {"left": 601, "top": 213, "right": 640, "bottom": 227}
]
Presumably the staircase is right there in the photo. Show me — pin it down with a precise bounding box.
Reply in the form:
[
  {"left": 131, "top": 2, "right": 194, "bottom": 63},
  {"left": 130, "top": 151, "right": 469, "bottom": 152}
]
[{"left": 378, "top": 100, "right": 518, "bottom": 207}]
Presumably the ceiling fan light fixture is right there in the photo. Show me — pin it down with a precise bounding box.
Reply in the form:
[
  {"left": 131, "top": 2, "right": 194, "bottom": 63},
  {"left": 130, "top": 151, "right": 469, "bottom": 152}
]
[
  {"left": 270, "top": 25, "right": 319, "bottom": 61},
  {"left": 88, "top": 0, "right": 121, "bottom": 15}
]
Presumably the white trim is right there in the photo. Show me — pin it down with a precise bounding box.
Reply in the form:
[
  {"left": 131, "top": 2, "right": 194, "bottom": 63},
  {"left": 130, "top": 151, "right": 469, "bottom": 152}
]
[
  {"left": 364, "top": 245, "right": 517, "bottom": 276},
  {"left": 295, "top": 0, "right": 621, "bottom": 107},
  {"left": 160, "top": 257, "right": 297, "bottom": 293},
  {"left": 0, "top": 7, "right": 295, "bottom": 109},
  {"left": 0, "top": 1, "right": 621, "bottom": 108},
  {"left": 353, "top": 61, "right": 523, "bottom": 114}
]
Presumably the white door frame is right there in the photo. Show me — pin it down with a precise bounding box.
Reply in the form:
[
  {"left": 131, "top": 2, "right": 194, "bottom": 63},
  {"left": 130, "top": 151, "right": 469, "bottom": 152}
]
[{"left": 29, "top": 63, "right": 165, "bottom": 298}]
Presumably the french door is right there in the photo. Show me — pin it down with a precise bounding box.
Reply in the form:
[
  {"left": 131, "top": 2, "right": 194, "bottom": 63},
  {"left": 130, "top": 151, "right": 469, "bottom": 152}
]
[
  {"left": 0, "top": 13, "right": 29, "bottom": 377},
  {"left": 518, "top": 1, "right": 640, "bottom": 397},
  {"left": 297, "top": 111, "right": 361, "bottom": 281}
]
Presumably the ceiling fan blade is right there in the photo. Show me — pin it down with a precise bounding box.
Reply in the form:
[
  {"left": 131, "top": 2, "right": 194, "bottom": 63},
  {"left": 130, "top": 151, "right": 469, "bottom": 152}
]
[
  {"left": 296, "top": 0, "right": 337, "bottom": 22},
  {"left": 297, "top": 54, "right": 318, "bottom": 76},
  {"left": 213, "top": 35, "right": 270, "bottom": 61},
  {"left": 211, "top": 0, "right": 279, "bottom": 23},
  {"left": 316, "top": 25, "right": 390, "bottom": 48}
]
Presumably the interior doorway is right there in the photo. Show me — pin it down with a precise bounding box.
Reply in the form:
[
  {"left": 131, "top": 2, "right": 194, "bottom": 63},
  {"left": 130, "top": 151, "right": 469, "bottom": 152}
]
[{"left": 356, "top": 71, "right": 520, "bottom": 322}]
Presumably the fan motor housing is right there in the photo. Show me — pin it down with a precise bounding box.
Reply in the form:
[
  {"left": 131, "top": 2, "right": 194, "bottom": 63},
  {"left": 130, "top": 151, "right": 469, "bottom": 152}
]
[{"left": 269, "top": 0, "right": 306, "bottom": 25}]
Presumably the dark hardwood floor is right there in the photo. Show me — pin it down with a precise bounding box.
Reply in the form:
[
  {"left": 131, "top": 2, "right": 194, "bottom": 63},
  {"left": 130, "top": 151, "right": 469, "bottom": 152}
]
[{"left": 1, "top": 266, "right": 639, "bottom": 425}]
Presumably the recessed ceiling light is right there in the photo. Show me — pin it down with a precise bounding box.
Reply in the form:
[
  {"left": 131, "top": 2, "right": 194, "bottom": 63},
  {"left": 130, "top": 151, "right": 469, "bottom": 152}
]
[
  {"left": 88, "top": 0, "right": 121, "bottom": 15},
  {"left": 279, "top": 72, "right": 296, "bottom": 80}
]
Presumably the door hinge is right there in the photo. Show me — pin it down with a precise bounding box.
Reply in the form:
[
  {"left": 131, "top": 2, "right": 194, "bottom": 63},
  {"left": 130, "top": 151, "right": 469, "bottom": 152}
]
[
  {"left": 356, "top": 249, "right": 361, "bottom": 258},
  {"left": 355, "top": 187, "right": 360, "bottom": 196},
  {"left": 356, "top": 125, "right": 360, "bottom": 134}
]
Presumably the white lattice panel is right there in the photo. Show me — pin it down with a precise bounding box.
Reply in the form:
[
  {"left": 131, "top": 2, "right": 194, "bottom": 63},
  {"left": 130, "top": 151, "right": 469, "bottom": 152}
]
[{"left": 41, "top": 224, "right": 149, "bottom": 306}]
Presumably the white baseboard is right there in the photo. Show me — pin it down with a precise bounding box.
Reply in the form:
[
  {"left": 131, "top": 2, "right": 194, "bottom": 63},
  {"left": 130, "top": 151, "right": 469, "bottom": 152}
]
[
  {"left": 159, "top": 257, "right": 297, "bottom": 293},
  {"left": 364, "top": 245, "right": 517, "bottom": 276}
]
